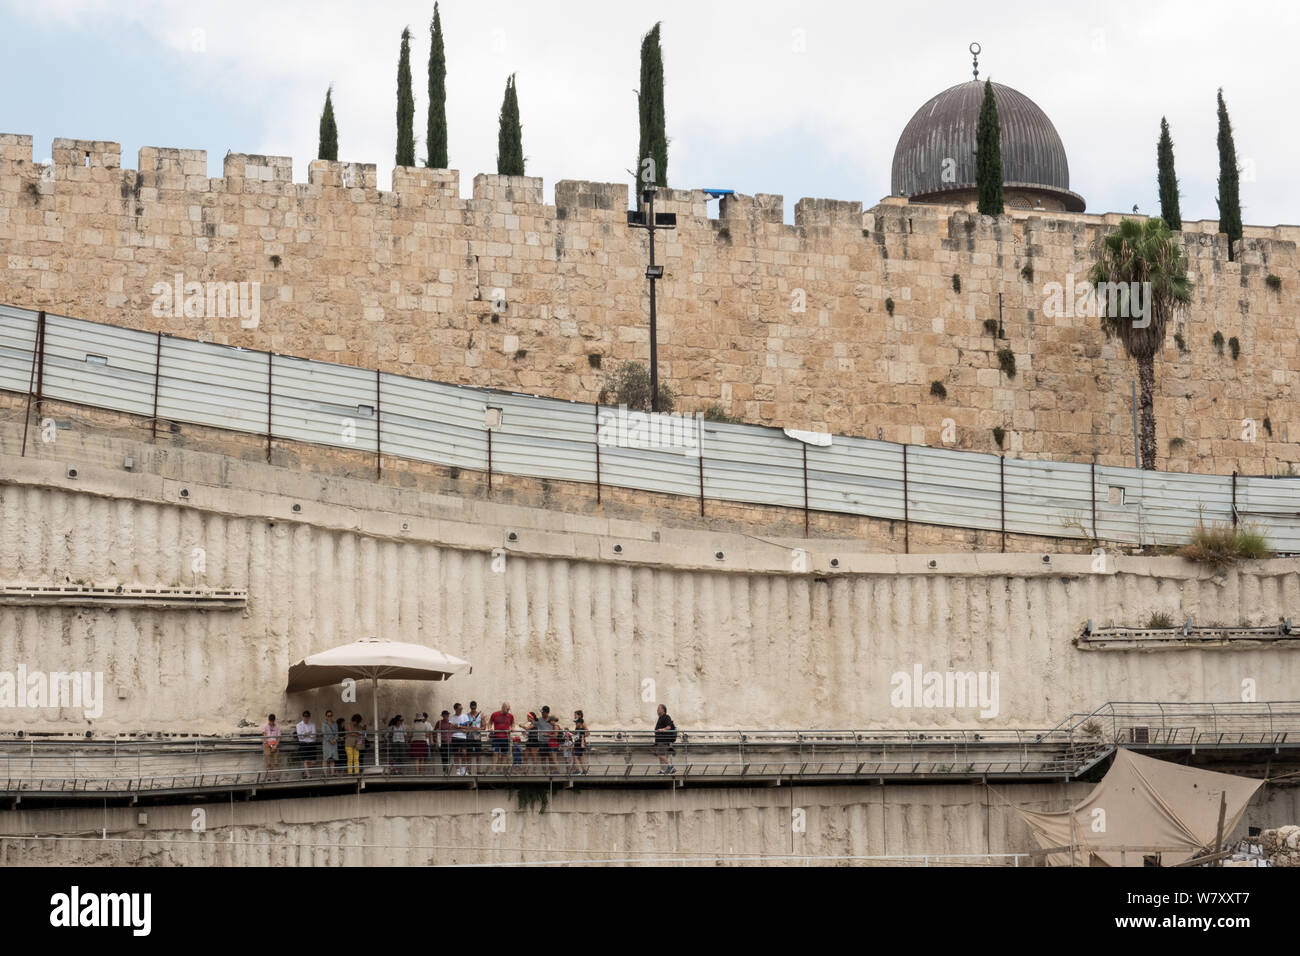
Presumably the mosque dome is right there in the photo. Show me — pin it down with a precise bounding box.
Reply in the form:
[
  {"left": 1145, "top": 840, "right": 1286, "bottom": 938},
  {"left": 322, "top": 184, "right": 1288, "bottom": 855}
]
[{"left": 890, "top": 70, "right": 1086, "bottom": 212}]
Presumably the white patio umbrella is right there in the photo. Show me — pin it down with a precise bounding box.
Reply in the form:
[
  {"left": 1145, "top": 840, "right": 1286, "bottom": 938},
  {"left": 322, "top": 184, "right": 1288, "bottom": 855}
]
[{"left": 286, "top": 637, "right": 472, "bottom": 767}]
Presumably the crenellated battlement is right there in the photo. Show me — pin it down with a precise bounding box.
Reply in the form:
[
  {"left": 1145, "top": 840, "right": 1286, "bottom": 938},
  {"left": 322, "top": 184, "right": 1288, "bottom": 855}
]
[
  {"left": 1, "top": 131, "right": 1297, "bottom": 477},
  {"left": 4, "top": 133, "right": 1299, "bottom": 245}
]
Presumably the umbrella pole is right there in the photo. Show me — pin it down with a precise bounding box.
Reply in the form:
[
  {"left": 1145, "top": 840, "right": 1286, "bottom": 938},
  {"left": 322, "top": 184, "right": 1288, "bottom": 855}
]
[{"left": 373, "top": 676, "right": 380, "bottom": 768}]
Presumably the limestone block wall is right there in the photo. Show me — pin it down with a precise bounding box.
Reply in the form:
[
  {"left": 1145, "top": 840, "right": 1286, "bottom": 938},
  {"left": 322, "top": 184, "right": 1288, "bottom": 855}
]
[
  {"left": 2, "top": 430, "right": 1298, "bottom": 736},
  {"left": 0, "top": 134, "right": 1296, "bottom": 475}
]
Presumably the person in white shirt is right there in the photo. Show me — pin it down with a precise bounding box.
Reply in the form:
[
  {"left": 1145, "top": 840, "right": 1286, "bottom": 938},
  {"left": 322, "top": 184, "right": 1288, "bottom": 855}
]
[
  {"left": 296, "top": 710, "right": 318, "bottom": 777},
  {"left": 410, "top": 712, "right": 433, "bottom": 773},
  {"left": 449, "top": 702, "right": 470, "bottom": 773}
]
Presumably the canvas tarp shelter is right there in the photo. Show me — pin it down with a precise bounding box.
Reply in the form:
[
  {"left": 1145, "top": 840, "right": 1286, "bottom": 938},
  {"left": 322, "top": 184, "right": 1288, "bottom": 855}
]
[{"left": 1017, "top": 748, "right": 1264, "bottom": 866}]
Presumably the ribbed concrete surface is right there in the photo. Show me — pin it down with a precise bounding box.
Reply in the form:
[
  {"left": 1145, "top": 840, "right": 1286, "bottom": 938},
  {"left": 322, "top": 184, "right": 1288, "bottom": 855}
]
[
  {"left": 3, "top": 480, "right": 1299, "bottom": 734},
  {"left": 0, "top": 783, "right": 1086, "bottom": 866}
]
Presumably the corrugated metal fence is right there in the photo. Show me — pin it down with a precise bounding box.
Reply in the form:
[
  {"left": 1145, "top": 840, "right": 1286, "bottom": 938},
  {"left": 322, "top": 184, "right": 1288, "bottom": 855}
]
[{"left": 2, "top": 304, "right": 1297, "bottom": 551}]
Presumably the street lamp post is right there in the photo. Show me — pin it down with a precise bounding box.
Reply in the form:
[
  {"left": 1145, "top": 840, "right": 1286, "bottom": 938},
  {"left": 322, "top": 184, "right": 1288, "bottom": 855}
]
[{"left": 627, "top": 185, "right": 675, "bottom": 412}]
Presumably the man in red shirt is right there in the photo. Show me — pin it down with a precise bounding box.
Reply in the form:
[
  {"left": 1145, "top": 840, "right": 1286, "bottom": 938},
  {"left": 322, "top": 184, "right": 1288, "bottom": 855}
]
[{"left": 488, "top": 701, "right": 515, "bottom": 770}]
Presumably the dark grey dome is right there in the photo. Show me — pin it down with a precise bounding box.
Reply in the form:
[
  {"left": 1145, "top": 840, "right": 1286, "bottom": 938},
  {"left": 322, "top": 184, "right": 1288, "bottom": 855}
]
[{"left": 891, "top": 80, "right": 1085, "bottom": 212}]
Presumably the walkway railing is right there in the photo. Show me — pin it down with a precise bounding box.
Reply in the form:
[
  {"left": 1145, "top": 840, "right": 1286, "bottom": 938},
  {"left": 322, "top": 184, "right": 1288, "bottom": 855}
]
[{"left": 2, "top": 702, "right": 1296, "bottom": 798}]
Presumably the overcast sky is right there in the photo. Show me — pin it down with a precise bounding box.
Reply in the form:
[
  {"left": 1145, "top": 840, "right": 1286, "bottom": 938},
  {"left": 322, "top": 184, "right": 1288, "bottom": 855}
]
[{"left": 2, "top": 0, "right": 1296, "bottom": 224}]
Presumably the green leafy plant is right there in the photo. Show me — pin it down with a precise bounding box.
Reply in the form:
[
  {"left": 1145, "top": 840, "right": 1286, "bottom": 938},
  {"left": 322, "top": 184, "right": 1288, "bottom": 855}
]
[
  {"left": 1212, "top": 330, "right": 1225, "bottom": 355},
  {"left": 1173, "top": 331, "right": 1187, "bottom": 353},
  {"left": 982, "top": 318, "right": 999, "bottom": 336},
  {"left": 1263, "top": 416, "right": 1272, "bottom": 437},
  {"left": 992, "top": 426, "right": 1006, "bottom": 447},
  {"left": 952, "top": 273, "right": 962, "bottom": 293},
  {"left": 1228, "top": 336, "right": 1240, "bottom": 360},
  {"left": 885, "top": 297, "right": 895, "bottom": 316},
  {"left": 997, "top": 348, "right": 1016, "bottom": 378},
  {"left": 1265, "top": 273, "right": 1282, "bottom": 290},
  {"left": 929, "top": 381, "right": 947, "bottom": 399},
  {"left": 1020, "top": 263, "right": 1034, "bottom": 282},
  {"left": 1089, "top": 216, "right": 1192, "bottom": 470},
  {"left": 1169, "top": 437, "right": 1185, "bottom": 452},
  {"left": 975, "top": 79, "right": 1003, "bottom": 215},
  {"left": 1145, "top": 611, "right": 1175, "bottom": 628}
]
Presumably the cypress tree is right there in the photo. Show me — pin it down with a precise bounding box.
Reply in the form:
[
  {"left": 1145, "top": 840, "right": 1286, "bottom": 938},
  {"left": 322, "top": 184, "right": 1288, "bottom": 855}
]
[
  {"left": 975, "top": 78, "right": 1003, "bottom": 216},
  {"left": 426, "top": 4, "right": 447, "bottom": 168},
  {"left": 318, "top": 86, "right": 338, "bottom": 162},
  {"left": 637, "top": 22, "right": 668, "bottom": 188},
  {"left": 496, "top": 74, "right": 524, "bottom": 176},
  {"left": 1156, "top": 117, "right": 1181, "bottom": 229},
  {"left": 395, "top": 27, "right": 415, "bottom": 168},
  {"left": 1215, "top": 88, "right": 1242, "bottom": 261}
]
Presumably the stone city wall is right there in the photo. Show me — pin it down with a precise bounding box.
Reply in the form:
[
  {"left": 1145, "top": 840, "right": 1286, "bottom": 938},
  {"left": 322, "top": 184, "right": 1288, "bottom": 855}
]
[{"left": 0, "top": 134, "right": 1296, "bottom": 477}]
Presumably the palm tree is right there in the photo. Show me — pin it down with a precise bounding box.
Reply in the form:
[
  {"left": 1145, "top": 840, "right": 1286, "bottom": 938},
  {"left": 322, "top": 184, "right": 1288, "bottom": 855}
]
[{"left": 1088, "top": 217, "right": 1193, "bottom": 470}]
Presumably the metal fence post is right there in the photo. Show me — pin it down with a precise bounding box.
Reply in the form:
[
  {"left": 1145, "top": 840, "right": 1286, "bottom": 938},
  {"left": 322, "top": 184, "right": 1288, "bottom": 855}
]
[
  {"left": 265, "top": 351, "right": 273, "bottom": 463},
  {"left": 902, "top": 444, "right": 910, "bottom": 554},
  {"left": 151, "top": 330, "right": 162, "bottom": 441},
  {"left": 1090, "top": 459, "right": 1098, "bottom": 542},
  {"left": 594, "top": 401, "right": 602, "bottom": 505},
  {"left": 1000, "top": 455, "right": 1006, "bottom": 553},
  {"left": 802, "top": 443, "right": 810, "bottom": 537},
  {"left": 19, "top": 310, "right": 45, "bottom": 457},
  {"left": 697, "top": 415, "right": 705, "bottom": 517}
]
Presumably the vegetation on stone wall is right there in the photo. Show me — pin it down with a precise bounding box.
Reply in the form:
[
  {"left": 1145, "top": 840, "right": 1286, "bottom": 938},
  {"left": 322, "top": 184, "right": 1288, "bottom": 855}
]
[
  {"left": 996, "top": 348, "right": 1016, "bottom": 378},
  {"left": 1088, "top": 217, "right": 1192, "bottom": 470},
  {"left": 426, "top": 3, "right": 448, "bottom": 169},
  {"left": 1157, "top": 117, "right": 1182, "bottom": 230},
  {"left": 317, "top": 87, "right": 338, "bottom": 162},
  {"left": 1229, "top": 336, "right": 1241, "bottom": 360},
  {"left": 929, "top": 381, "right": 947, "bottom": 399},
  {"left": 1216, "top": 89, "right": 1242, "bottom": 262},
  {"left": 951, "top": 273, "right": 961, "bottom": 293},
  {"left": 992, "top": 426, "right": 1006, "bottom": 448},
  {"left": 497, "top": 74, "right": 524, "bottom": 176},
  {"left": 1212, "top": 330, "right": 1225, "bottom": 355},
  {"left": 602, "top": 361, "right": 675, "bottom": 412},
  {"left": 1173, "top": 331, "right": 1187, "bottom": 353},
  {"left": 702, "top": 402, "right": 741, "bottom": 424},
  {"left": 975, "top": 79, "right": 1003, "bottom": 216},
  {"left": 885, "top": 297, "right": 895, "bottom": 315},
  {"left": 1266, "top": 273, "right": 1282, "bottom": 290}
]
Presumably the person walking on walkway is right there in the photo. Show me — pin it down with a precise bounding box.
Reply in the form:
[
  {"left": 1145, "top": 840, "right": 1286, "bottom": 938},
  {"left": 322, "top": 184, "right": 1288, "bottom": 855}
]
[{"left": 653, "top": 704, "right": 676, "bottom": 774}]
